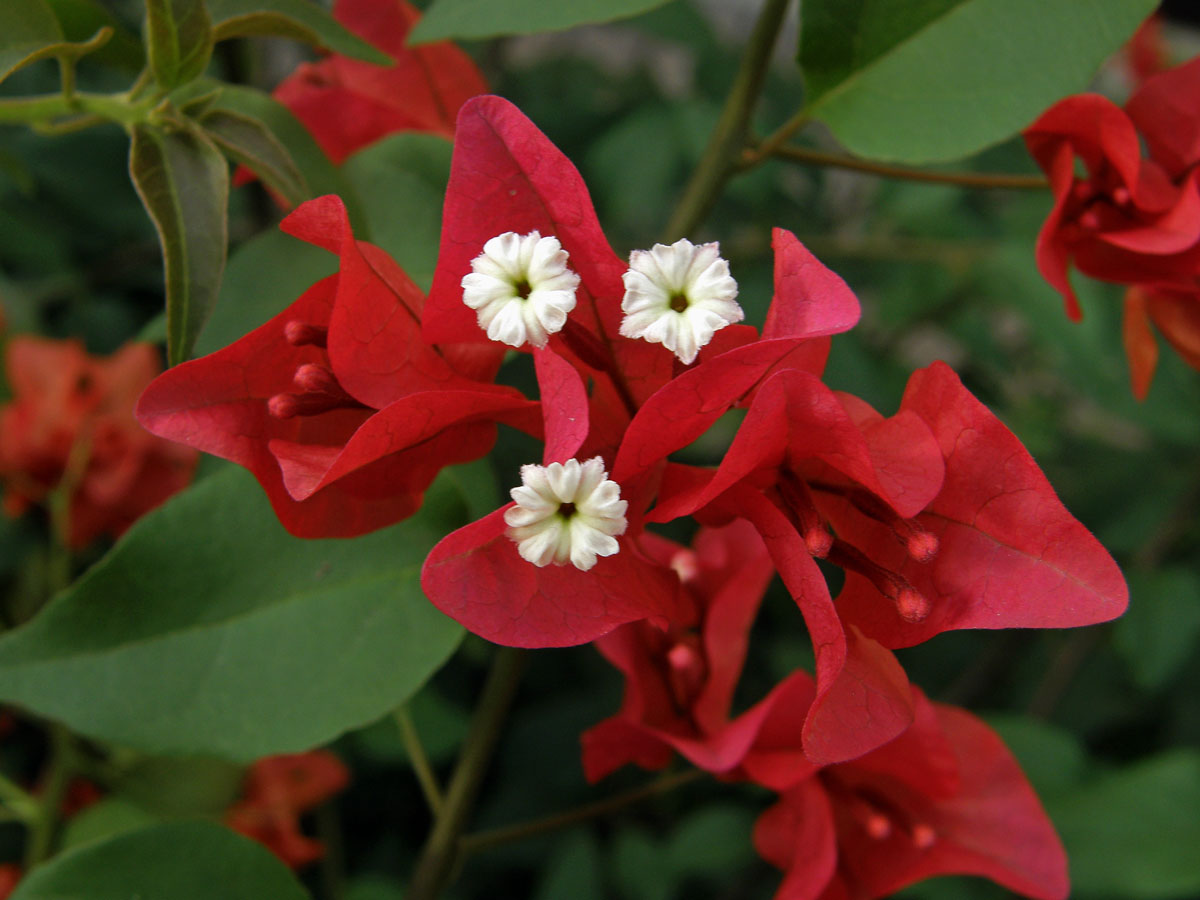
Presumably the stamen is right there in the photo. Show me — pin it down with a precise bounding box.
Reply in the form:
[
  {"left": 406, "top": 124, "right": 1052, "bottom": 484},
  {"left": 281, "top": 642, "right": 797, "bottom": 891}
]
[
  {"left": 1111, "top": 186, "right": 1131, "bottom": 206},
  {"left": 267, "top": 364, "right": 366, "bottom": 419},
  {"left": 812, "top": 483, "right": 938, "bottom": 563},
  {"left": 665, "top": 635, "right": 706, "bottom": 712},
  {"left": 284, "top": 320, "right": 328, "bottom": 348},
  {"left": 827, "top": 539, "right": 931, "bottom": 623},
  {"left": 776, "top": 473, "right": 833, "bottom": 559},
  {"left": 910, "top": 823, "right": 937, "bottom": 849}
]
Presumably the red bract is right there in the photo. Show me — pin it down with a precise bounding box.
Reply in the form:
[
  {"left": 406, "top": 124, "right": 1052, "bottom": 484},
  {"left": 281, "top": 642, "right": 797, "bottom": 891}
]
[
  {"left": 581, "top": 520, "right": 793, "bottom": 781},
  {"left": 271, "top": 0, "right": 486, "bottom": 163},
  {"left": 1123, "top": 284, "right": 1200, "bottom": 398},
  {"left": 633, "top": 360, "right": 1125, "bottom": 764},
  {"left": 1025, "top": 58, "right": 1200, "bottom": 319},
  {"left": 136, "top": 194, "right": 539, "bottom": 538},
  {"left": 749, "top": 682, "right": 1068, "bottom": 900},
  {"left": 225, "top": 751, "right": 349, "bottom": 868},
  {"left": 0, "top": 337, "right": 196, "bottom": 548},
  {"left": 0, "top": 864, "right": 18, "bottom": 899},
  {"left": 1024, "top": 57, "right": 1200, "bottom": 392},
  {"left": 420, "top": 98, "right": 859, "bottom": 648}
]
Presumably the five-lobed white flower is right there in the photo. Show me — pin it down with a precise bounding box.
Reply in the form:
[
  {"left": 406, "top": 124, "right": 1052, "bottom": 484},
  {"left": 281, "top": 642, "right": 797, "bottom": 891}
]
[
  {"left": 619, "top": 238, "right": 743, "bottom": 364},
  {"left": 461, "top": 231, "right": 580, "bottom": 348},
  {"left": 504, "top": 457, "right": 628, "bottom": 571}
]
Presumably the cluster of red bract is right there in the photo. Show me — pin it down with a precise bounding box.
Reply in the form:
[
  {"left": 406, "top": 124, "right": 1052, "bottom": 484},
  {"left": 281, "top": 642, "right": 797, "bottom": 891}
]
[
  {"left": 225, "top": 751, "right": 350, "bottom": 868},
  {"left": 0, "top": 336, "right": 196, "bottom": 548},
  {"left": 1025, "top": 56, "right": 1200, "bottom": 398},
  {"left": 138, "top": 96, "right": 1128, "bottom": 899}
]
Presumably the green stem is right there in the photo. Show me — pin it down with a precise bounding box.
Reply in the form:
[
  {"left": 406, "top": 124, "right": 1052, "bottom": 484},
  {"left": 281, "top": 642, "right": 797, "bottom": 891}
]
[
  {"left": 395, "top": 706, "right": 444, "bottom": 816},
  {"left": 0, "top": 91, "right": 153, "bottom": 128},
  {"left": 23, "top": 723, "right": 74, "bottom": 869},
  {"left": 662, "top": 0, "right": 793, "bottom": 239},
  {"left": 407, "top": 647, "right": 527, "bottom": 900},
  {"left": 459, "top": 768, "right": 704, "bottom": 857},
  {"left": 747, "top": 106, "right": 811, "bottom": 166},
  {"left": 0, "top": 773, "right": 39, "bottom": 823},
  {"left": 754, "top": 143, "right": 1049, "bottom": 190}
]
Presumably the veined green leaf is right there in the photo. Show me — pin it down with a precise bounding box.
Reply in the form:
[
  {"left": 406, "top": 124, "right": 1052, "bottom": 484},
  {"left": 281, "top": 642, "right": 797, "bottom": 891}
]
[
  {"left": 145, "top": 0, "right": 214, "bottom": 90},
  {"left": 129, "top": 121, "right": 229, "bottom": 365},
  {"left": 206, "top": 82, "right": 366, "bottom": 228},
  {"left": 0, "top": 0, "right": 114, "bottom": 84},
  {"left": 9, "top": 822, "right": 310, "bottom": 900},
  {"left": 207, "top": 0, "right": 390, "bottom": 64},
  {"left": 0, "top": 466, "right": 465, "bottom": 761},
  {"left": 408, "top": 0, "right": 674, "bottom": 44},
  {"left": 798, "top": 0, "right": 1158, "bottom": 163},
  {"left": 200, "top": 107, "right": 309, "bottom": 208}
]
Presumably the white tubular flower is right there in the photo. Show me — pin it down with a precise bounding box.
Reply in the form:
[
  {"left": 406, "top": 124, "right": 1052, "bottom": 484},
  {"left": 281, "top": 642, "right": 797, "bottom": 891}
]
[
  {"left": 503, "top": 457, "right": 628, "bottom": 571},
  {"left": 620, "top": 238, "right": 742, "bottom": 364},
  {"left": 461, "top": 231, "right": 580, "bottom": 348}
]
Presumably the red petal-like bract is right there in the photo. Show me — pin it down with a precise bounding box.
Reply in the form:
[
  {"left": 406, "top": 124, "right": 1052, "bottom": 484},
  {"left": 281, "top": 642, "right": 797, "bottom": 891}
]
[
  {"left": 137, "top": 195, "right": 538, "bottom": 538},
  {"left": 425, "top": 95, "right": 673, "bottom": 406},
  {"left": 581, "top": 522, "right": 789, "bottom": 781},
  {"left": 1023, "top": 58, "right": 1200, "bottom": 389},
  {"left": 752, "top": 690, "right": 1069, "bottom": 900},
  {"left": 834, "top": 361, "right": 1128, "bottom": 647},
  {"left": 271, "top": 0, "right": 487, "bottom": 164},
  {"left": 421, "top": 507, "right": 680, "bottom": 647}
]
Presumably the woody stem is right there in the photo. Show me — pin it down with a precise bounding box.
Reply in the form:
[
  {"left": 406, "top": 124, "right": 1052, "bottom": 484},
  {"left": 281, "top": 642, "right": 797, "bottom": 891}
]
[
  {"left": 745, "top": 143, "right": 1050, "bottom": 190},
  {"left": 395, "top": 705, "right": 444, "bottom": 816},
  {"left": 458, "top": 767, "right": 704, "bottom": 856},
  {"left": 407, "top": 647, "right": 527, "bottom": 900},
  {"left": 662, "top": 0, "right": 793, "bottom": 239}
]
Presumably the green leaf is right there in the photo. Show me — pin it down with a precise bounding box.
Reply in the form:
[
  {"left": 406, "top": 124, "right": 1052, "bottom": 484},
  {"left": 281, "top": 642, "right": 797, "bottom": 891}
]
[
  {"left": 0, "top": 0, "right": 114, "bottom": 84},
  {"left": 409, "top": 0, "right": 674, "bottom": 44},
  {"left": 61, "top": 798, "right": 160, "bottom": 850},
  {"left": 798, "top": 0, "right": 1158, "bottom": 163},
  {"left": 129, "top": 122, "right": 229, "bottom": 365},
  {"left": 1114, "top": 569, "right": 1200, "bottom": 692},
  {"left": 199, "top": 107, "right": 309, "bottom": 208},
  {"left": 1051, "top": 751, "right": 1200, "bottom": 899},
  {"left": 145, "top": 0, "right": 214, "bottom": 90},
  {"left": 0, "top": 466, "right": 465, "bottom": 761},
  {"left": 533, "top": 833, "right": 605, "bottom": 900},
  {"left": 10, "top": 822, "right": 310, "bottom": 899},
  {"left": 206, "top": 82, "right": 365, "bottom": 226},
  {"left": 195, "top": 226, "right": 334, "bottom": 356},
  {"left": 986, "top": 714, "right": 1087, "bottom": 798},
  {"left": 341, "top": 133, "right": 453, "bottom": 292},
  {"left": 206, "top": 0, "right": 390, "bottom": 64}
]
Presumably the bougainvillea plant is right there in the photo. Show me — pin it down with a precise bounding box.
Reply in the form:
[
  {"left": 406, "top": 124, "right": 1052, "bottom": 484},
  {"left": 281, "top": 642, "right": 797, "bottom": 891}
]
[{"left": 0, "top": 2, "right": 1197, "bottom": 900}]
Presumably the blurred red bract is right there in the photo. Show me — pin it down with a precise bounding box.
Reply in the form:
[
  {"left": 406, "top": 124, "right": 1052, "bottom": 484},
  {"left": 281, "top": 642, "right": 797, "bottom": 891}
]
[
  {"left": 272, "top": 0, "right": 487, "bottom": 164},
  {"left": 225, "top": 751, "right": 350, "bottom": 868},
  {"left": 0, "top": 337, "right": 197, "bottom": 548},
  {"left": 0, "top": 863, "right": 19, "bottom": 899},
  {"left": 1024, "top": 57, "right": 1200, "bottom": 395}
]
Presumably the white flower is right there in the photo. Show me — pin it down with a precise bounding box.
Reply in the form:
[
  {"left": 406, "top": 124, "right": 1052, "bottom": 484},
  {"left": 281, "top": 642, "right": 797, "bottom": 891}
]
[
  {"left": 503, "top": 457, "right": 628, "bottom": 571},
  {"left": 461, "top": 231, "right": 580, "bottom": 348},
  {"left": 620, "top": 239, "right": 742, "bottom": 364}
]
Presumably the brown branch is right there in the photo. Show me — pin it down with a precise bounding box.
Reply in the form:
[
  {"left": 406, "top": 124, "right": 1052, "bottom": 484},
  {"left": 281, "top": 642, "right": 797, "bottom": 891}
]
[{"left": 751, "top": 143, "right": 1049, "bottom": 190}]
